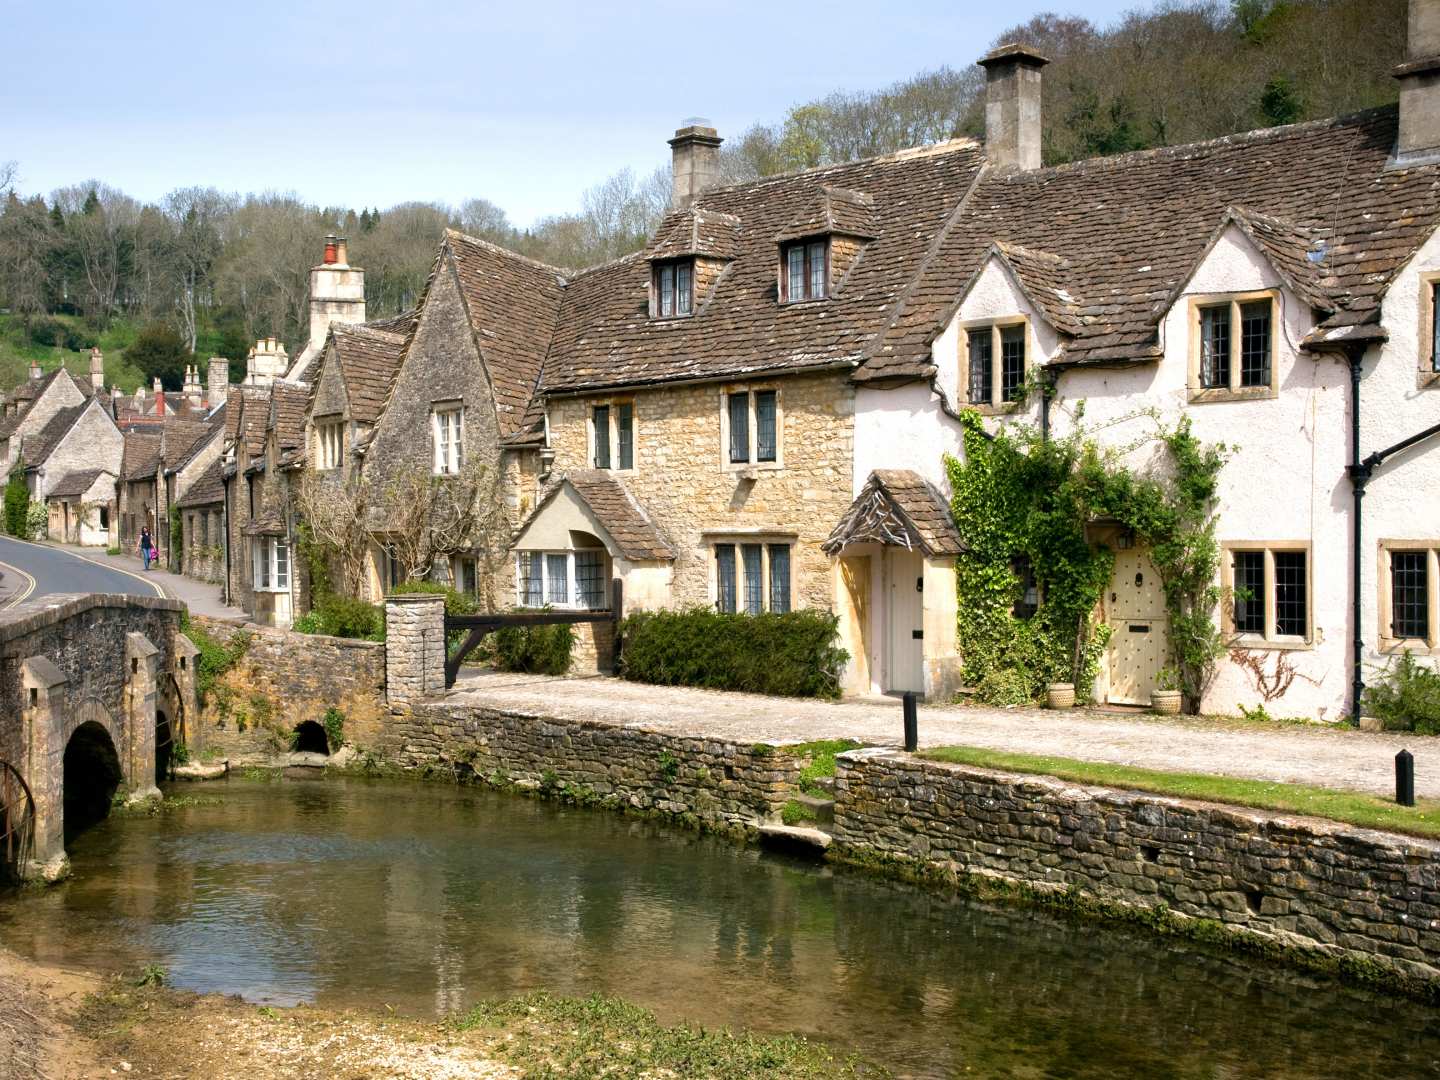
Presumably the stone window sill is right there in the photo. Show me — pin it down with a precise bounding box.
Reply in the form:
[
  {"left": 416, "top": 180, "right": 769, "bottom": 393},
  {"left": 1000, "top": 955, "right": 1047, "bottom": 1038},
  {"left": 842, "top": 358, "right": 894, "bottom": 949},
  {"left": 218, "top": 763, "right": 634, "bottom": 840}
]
[
  {"left": 1378, "top": 637, "right": 1439, "bottom": 655},
  {"left": 1187, "top": 386, "right": 1278, "bottom": 404},
  {"left": 1228, "top": 634, "right": 1313, "bottom": 652},
  {"left": 1417, "top": 369, "right": 1440, "bottom": 390}
]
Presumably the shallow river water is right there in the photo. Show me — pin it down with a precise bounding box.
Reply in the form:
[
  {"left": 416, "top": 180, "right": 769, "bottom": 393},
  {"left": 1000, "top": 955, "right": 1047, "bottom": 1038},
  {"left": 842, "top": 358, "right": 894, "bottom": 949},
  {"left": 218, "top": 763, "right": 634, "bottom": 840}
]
[{"left": 2, "top": 775, "right": 1437, "bottom": 1078}]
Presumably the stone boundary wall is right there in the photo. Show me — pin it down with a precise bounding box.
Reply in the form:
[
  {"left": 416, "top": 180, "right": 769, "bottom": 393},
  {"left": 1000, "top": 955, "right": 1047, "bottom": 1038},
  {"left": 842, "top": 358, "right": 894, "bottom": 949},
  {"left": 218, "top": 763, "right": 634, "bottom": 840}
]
[
  {"left": 831, "top": 748, "right": 1440, "bottom": 989},
  {"left": 192, "top": 616, "right": 385, "bottom": 762},
  {"left": 385, "top": 701, "right": 801, "bottom": 829}
]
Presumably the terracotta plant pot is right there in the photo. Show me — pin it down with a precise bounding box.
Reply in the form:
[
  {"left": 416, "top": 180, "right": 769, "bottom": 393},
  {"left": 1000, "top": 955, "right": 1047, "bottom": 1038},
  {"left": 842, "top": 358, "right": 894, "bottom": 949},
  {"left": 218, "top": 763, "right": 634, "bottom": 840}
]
[
  {"left": 1047, "top": 682, "right": 1076, "bottom": 709},
  {"left": 1151, "top": 689, "right": 1183, "bottom": 715}
]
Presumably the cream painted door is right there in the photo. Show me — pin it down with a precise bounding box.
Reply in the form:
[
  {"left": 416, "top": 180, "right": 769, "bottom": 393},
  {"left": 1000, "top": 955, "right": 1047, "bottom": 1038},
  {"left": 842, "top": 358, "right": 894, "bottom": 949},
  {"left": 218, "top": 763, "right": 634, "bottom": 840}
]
[
  {"left": 887, "top": 548, "right": 925, "bottom": 694},
  {"left": 1106, "top": 546, "right": 1168, "bottom": 705}
]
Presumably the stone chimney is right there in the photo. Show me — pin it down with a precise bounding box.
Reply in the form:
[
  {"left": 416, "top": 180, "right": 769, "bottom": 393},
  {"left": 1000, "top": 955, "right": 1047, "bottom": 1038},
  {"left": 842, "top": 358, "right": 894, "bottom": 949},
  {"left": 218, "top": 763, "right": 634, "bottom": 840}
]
[
  {"left": 28, "top": 359, "right": 41, "bottom": 381},
  {"left": 245, "top": 337, "right": 288, "bottom": 386},
  {"left": 207, "top": 357, "right": 229, "bottom": 408},
  {"left": 305, "top": 234, "right": 365, "bottom": 362},
  {"left": 182, "top": 364, "right": 203, "bottom": 404},
  {"left": 89, "top": 347, "right": 104, "bottom": 392},
  {"left": 978, "top": 44, "right": 1049, "bottom": 170},
  {"left": 152, "top": 377, "right": 165, "bottom": 416},
  {"left": 669, "top": 122, "right": 723, "bottom": 209},
  {"left": 1395, "top": 0, "right": 1440, "bottom": 164}
]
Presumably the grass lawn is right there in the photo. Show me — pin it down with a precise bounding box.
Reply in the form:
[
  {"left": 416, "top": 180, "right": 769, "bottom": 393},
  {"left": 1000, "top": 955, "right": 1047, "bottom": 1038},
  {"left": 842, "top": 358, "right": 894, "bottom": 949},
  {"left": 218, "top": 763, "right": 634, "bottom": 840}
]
[
  {"left": 0, "top": 314, "right": 147, "bottom": 392},
  {"left": 919, "top": 745, "right": 1440, "bottom": 840}
]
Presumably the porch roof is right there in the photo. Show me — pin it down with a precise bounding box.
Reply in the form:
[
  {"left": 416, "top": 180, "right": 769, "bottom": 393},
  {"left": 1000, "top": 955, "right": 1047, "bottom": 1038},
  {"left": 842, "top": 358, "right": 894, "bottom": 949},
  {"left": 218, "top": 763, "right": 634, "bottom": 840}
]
[
  {"left": 823, "top": 470, "right": 964, "bottom": 557},
  {"left": 516, "top": 469, "right": 674, "bottom": 562}
]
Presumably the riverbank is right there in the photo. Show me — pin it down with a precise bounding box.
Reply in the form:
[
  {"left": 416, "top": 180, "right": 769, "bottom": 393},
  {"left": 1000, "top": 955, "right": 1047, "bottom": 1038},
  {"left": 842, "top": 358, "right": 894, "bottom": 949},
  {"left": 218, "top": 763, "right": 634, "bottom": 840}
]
[{"left": 0, "top": 949, "right": 874, "bottom": 1080}]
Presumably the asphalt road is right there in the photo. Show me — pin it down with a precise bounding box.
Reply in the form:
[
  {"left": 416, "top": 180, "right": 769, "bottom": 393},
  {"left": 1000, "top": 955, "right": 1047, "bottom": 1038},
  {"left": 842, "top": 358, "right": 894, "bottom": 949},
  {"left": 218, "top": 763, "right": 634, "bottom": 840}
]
[{"left": 0, "top": 535, "right": 165, "bottom": 608}]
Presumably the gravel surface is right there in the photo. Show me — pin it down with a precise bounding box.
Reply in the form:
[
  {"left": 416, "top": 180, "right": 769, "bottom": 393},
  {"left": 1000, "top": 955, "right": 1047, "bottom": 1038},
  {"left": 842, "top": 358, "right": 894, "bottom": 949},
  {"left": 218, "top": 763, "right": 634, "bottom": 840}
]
[{"left": 446, "top": 671, "right": 1438, "bottom": 798}]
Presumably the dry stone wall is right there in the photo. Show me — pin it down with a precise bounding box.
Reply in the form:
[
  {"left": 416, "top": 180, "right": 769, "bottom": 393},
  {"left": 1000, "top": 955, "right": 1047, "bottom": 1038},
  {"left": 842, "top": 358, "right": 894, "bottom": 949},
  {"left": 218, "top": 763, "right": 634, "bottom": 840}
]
[{"left": 832, "top": 748, "right": 1440, "bottom": 989}]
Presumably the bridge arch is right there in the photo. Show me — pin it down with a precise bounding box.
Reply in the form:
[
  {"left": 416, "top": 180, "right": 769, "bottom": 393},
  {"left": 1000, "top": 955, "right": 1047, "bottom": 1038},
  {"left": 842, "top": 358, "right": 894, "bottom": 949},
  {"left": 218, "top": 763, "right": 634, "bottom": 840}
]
[{"left": 63, "top": 719, "right": 122, "bottom": 842}]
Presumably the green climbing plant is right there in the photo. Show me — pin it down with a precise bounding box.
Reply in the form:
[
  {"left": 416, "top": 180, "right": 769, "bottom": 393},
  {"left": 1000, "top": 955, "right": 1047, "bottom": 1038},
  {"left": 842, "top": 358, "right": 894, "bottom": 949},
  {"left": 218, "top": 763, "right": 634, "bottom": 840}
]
[{"left": 946, "top": 410, "right": 1226, "bottom": 710}]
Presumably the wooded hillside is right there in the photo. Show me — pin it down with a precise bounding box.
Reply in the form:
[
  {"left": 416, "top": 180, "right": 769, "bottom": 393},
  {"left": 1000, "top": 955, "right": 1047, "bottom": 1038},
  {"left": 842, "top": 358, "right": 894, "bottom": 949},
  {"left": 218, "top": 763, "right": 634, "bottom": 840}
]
[{"left": 0, "top": 0, "right": 1405, "bottom": 390}]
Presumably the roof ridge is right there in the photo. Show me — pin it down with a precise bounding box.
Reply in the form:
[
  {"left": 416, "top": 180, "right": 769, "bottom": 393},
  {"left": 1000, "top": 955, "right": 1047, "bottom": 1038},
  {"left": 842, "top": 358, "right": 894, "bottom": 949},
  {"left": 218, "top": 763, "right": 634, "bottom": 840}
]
[{"left": 444, "top": 228, "right": 571, "bottom": 279}]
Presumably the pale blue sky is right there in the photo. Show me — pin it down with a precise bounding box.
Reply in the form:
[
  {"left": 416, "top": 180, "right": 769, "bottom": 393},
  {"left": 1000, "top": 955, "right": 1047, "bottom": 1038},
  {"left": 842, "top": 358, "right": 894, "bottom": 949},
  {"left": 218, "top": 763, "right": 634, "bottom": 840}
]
[{"left": 1, "top": 1, "right": 1136, "bottom": 227}]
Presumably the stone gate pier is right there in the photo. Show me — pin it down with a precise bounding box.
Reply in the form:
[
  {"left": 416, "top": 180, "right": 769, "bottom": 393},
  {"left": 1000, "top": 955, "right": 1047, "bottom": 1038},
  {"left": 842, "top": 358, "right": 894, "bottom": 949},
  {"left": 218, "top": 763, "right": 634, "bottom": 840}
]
[{"left": 0, "top": 593, "right": 197, "bottom": 881}]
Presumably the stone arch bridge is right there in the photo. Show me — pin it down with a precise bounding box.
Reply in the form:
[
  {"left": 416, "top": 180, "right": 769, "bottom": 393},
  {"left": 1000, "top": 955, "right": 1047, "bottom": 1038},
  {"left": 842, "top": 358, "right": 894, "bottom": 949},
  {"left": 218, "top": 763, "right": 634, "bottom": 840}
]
[{"left": 0, "top": 594, "right": 198, "bottom": 881}]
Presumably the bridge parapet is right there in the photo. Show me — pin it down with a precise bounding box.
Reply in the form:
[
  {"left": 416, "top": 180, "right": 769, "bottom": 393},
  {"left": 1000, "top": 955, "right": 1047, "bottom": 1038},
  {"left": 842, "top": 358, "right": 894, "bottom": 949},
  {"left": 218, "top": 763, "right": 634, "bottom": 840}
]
[{"left": 0, "top": 593, "right": 192, "bottom": 881}]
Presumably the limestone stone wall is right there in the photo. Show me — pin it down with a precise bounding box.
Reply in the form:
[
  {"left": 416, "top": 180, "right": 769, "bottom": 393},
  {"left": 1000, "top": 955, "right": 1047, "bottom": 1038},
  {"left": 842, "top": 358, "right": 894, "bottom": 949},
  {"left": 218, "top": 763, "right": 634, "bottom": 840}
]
[
  {"left": 191, "top": 615, "right": 385, "bottom": 762},
  {"left": 36, "top": 403, "right": 123, "bottom": 499},
  {"left": 832, "top": 749, "right": 1440, "bottom": 987},
  {"left": 384, "top": 702, "right": 802, "bottom": 829},
  {"left": 547, "top": 369, "right": 855, "bottom": 612}
]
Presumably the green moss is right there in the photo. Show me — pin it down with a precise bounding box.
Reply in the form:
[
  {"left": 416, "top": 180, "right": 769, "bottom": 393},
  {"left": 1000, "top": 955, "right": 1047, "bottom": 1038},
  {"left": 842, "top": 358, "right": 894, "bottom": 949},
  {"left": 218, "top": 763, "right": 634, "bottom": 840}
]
[
  {"left": 779, "top": 738, "right": 863, "bottom": 796},
  {"left": 919, "top": 745, "right": 1440, "bottom": 839},
  {"left": 781, "top": 799, "right": 816, "bottom": 826}
]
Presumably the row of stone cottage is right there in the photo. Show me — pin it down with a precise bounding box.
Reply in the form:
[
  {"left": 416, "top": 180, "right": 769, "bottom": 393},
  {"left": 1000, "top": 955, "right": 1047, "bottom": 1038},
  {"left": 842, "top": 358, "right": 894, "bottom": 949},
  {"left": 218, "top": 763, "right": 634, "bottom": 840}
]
[{"left": 11, "top": 4, "right": 1440, "bottom": 721}]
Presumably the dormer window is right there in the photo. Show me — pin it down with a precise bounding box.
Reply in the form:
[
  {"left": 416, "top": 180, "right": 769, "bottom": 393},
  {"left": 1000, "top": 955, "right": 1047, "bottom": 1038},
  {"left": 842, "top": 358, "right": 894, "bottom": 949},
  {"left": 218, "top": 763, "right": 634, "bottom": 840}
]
[
  {"left": 781, "top": 239, "right": 829, "bottom": 302},
  {"left": 1188, "top": 291, "right": 1278, "bottom": 402},
  {"left": 652, "top": 259, "right": 694, "bottom": 318},
  {"left": 963, "top": 321, "right": 1028, "bottom": 410}
]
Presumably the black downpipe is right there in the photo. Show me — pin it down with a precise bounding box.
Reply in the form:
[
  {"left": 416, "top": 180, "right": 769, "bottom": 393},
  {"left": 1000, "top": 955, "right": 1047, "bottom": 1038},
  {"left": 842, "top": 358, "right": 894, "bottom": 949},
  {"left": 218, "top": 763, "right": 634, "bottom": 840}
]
[
  {"left": 1040, "top": 373, "right": 1055, "bottom": 442},
  {"left": 1345, "top": 349, "right": 1367, "bottom": 726}
]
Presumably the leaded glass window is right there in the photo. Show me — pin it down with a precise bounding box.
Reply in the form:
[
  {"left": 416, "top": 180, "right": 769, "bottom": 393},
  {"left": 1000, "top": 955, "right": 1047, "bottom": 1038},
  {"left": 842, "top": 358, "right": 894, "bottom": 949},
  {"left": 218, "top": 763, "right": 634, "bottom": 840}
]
[
  {"left": 1000, "top": 324, "right": 1026, "bottom": 402},
  {"left": 1200, "top": 305, "right": 1231, "bottom": 389},
  {"left": 728, "top": 393, "right": 749, "bottom": 463},
  {"left": 520, "top": 552, "right": 543, "bottom": 607},
  {"left": 1392, "top": 551, "right": 1429, "bottom": 640},
  {"left": 1274, "top": 551, "right": 1307, "bottom": 637},
  {"left": 575, "top": 550, "right": 607, "bottom": 610},
  {"left": 755, "top": 391, "right": 777, "bottom": 463},
  {"left": 616, "top": 403, "right": 633, "bottom": 470},
  {"left": 782, "top": 239, "right": 828, "bottom": 301},
  {"left": 1239, "top": 301, "right": 1271, "bottom": 387},
  {"left": 968, "top": 329, "right": 993, "bottom": 405},
  {"left": 769, "top": 544, "right": 791, "bottom": 613},
  {"left": 1232, "top": 550, "right": 1265, "bottom": 634},
  {"left": 653, "top": 260, "right": 693, "bottom": 318},
  {"left": 716, "top": 544, "right": 737, "bottom": 613},
  {"left": 592, "top": 405, "right": 610, "bottom": 469},
  {"left": 742, "top": 544, "right": 764, "bottom": 614},
  {"left": 544, "top": 553, "right": 569, "bottom": 606}
]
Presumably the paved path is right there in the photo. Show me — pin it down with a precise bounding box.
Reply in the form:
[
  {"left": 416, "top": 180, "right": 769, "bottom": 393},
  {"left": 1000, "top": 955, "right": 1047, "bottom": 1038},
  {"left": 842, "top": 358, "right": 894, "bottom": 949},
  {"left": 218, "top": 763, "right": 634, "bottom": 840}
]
[
  {"left": 446, "top": 671, "right": 1438, "bottom": 799},
  {"left": 52, "top": 544, "right": 246, "bottom": 620},
  {"left": 0, "top": 534, "right": 164, "bottom": 605}
]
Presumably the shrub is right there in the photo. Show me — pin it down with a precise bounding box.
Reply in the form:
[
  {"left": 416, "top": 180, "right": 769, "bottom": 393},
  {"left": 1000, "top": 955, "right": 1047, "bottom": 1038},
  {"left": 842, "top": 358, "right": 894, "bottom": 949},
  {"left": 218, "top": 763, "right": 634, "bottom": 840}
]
[
  {"left": 619, "top": 608, "right": 848, "bottom": 699},
  {"left": 4, "top": 470, "right": 29, "bottom": 536},
  {"left": 492, "top": 620, "right": 574, "bottom": 675},
  {"left": 1364, "top": 652, "right": 1440, "bottom": 734},
  {"left": 322, "top": 707, "right": 345, "bottom": 749},
  {"left": 27, "top": 317, "right": 67, "bottom": 348},
  {"left": 294, "top": 594, "right": 385, "bottom": 641},
  {"left": 181, "top": 613, "right": 251, "bottom": 706}
]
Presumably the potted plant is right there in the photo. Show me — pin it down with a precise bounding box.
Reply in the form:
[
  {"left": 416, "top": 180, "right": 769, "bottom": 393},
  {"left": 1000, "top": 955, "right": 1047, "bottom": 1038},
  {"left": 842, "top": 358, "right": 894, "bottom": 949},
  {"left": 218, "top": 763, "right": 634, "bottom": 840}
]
[
  {"left": 1046, "top": 681, "right": 1076, "bottom": 709},
  {"left": 1151, "top": 667, "right": 1182, "bottom": 715}
]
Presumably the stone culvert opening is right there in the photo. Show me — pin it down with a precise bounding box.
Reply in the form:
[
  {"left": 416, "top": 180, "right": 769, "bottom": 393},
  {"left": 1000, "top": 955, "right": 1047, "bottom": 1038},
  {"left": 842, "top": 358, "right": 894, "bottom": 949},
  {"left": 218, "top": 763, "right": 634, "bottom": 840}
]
[
  {"left": 292, "top": 721, "right": 329, "bottom": 755},
  {"left": 64, "top": 721, "right": 123, "bottom": 841}
]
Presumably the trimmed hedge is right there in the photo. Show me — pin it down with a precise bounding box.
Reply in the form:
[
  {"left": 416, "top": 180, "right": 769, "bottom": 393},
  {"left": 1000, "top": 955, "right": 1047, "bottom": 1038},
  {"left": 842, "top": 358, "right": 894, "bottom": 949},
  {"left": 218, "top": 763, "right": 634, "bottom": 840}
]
[
  {"left": 619, "top": 608, "right": 848, "bottom": 699},
  {"left": 493, "top": 621, "right": 575, "bottom": 675}
]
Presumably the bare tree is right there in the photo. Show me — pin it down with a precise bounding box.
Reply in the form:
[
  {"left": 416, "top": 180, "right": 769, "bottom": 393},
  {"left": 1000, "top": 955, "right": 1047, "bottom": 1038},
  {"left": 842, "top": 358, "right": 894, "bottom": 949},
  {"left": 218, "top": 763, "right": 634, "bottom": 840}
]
[{"left": 164, "top": 187, "right": 235, "bottom": 352}]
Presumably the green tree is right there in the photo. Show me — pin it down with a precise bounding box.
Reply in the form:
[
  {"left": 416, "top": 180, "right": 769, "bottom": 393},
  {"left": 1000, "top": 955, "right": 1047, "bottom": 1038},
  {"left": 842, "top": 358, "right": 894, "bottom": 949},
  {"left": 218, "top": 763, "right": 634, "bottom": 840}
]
[
  {"left": 1259, "top": 75, "right": 1303, "bottom": 126},
  {"left": 4, "top": 468, "right": 30, "bottom": 536},
  {"left": 126, "top": 322, "right": 191, "bottom": 389}
]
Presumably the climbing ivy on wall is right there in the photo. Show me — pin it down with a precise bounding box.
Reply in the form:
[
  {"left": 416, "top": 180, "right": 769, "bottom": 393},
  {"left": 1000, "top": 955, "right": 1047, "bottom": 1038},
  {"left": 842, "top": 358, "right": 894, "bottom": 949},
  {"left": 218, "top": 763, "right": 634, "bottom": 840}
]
[{"left": 946, "top": 410, "right": 1227, "bottom": 710}]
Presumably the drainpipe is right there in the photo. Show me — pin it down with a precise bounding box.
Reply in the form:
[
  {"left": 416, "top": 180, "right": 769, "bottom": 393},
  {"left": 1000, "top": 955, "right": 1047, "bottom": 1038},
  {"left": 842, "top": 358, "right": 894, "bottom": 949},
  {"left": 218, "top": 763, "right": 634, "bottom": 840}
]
[
  {"left": 1039, "top": 372, "right": 1056, "bottom": 442},
  {"left": 1344, "top": 347, "right": 1367, "bottom": 726}
]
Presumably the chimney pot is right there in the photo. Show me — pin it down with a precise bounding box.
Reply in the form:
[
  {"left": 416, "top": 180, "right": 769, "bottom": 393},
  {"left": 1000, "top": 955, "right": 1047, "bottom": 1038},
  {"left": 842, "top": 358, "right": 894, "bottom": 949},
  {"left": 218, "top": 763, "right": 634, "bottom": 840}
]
[
  {"left": 28, "top": 359, "right": 41, "bottom": 380},
  {"left": 669, "top": 122, "right": 723, "bottom": 209},
  {"left": 1394, "top": 0, "right": 1440, "bottom": 163},
  {"left": 334, "top": 236, "right": 349, "bottom": 266},
  {"left": 978, "top": 43, "right": 1049, "bottom": 170},
  {"left": 323, "top": 234, "right": 339, "bottom": 264}
]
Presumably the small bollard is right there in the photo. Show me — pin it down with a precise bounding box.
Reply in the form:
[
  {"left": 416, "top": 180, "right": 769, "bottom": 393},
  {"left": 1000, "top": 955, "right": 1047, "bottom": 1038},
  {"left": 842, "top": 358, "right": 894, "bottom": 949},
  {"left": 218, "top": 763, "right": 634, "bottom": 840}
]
[
  {"left": 1397, "top": 749, "right": 1416, "bottom": 807},
  {"left": 902, "top": 691, "right": 918, "bottom": 753}
]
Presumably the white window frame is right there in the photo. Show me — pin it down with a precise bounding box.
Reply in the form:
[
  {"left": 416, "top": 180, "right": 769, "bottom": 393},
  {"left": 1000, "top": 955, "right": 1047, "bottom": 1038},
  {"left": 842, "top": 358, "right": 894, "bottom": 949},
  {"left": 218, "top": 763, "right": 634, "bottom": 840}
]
[
  {"left": 1378, "top": 541, "right": 1440, "bottom": 653},
  {"left": 431, "top": 403, "right": 464, "bottom": 475},
  {"left": 1220, "top": 541, "right": 1312, "bottom": 649},
  {"left": 960, "top": 317, "right": 1029, "bottom": 412},
  {"left": 514, "top": 549, "right": 609, "bottom": 610},
  {"left": 252, "top": 536, "right": 290, "bottom": 593},
  {"left": 719, "top": 385, "right": 783, "bottom": 472},
  {"left": 1187, "top": 290, "right": 1280, "bottom": 402},
  {"left": 315, "top": 417, "right": 345, "bottom": 471},
  {"left": 708, "top": 536, "right": 794, "bottom": 614}
]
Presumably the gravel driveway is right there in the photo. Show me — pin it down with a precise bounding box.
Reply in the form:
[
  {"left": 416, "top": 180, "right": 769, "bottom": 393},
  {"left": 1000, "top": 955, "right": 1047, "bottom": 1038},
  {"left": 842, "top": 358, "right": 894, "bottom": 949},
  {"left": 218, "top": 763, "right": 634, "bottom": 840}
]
[{"left": 445, "top": 671, "right": 1436, "bottom": 798}]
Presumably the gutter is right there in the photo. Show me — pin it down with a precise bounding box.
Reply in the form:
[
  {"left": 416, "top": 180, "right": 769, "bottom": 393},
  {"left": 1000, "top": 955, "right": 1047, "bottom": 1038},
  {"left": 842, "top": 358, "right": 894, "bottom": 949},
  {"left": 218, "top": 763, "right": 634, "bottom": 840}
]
[{"left": 1344, "top": 344, "right": 1440, "bottom": 724}]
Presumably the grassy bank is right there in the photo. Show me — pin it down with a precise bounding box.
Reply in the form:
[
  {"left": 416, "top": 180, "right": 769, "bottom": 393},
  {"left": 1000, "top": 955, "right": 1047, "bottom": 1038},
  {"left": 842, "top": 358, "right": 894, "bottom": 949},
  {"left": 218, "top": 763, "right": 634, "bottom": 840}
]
[
  {"left": 919, "top": 745, "right": 1440, "bottom": 839},
  {"left": 0, "top": 313, "right": 147, "bottom": 391}
]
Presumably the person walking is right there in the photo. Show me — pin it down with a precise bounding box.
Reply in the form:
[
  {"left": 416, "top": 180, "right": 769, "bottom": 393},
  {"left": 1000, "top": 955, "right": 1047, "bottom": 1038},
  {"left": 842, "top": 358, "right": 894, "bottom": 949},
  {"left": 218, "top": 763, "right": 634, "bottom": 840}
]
[{"left": 138, "top": 525, "right": 154, "bottom": 571}]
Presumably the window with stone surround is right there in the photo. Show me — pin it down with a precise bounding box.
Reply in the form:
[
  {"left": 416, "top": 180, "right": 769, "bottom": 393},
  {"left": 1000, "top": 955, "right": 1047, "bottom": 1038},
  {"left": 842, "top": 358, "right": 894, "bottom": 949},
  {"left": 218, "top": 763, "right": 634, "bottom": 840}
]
[
  {"left": 780, "top": 239, "right": 829, "bottom": 302},
  {"left": 1422, "top": 273, "right": 1440, "bottom": 388},
  {"left": 252, "top": 537, "right": 289, "bottom": 592},
  {"left": 962, "top": 320, "right": 1028, "bottom": 411},
  {"left": 515, "top": 548, "right": 608, "bottom": 610},
  {"left": 430, "top": 403, "right": 463, "bottom": 475},
  {"left": 590, "top": 400, "right": 635, "bottom": 471},
  {"left": 712, "top": 540, "right": 792, "bottom": 614},
  {"left": 1379, "top": 542, "right": 1440, "bottom": 650},
  {"left": 652, "top": 259, "right": 694, "bottom": 318},
  {"left": 721, "top": 387, "right": 781, "bottom": 470},
  {"left": 315, "top": 417, "right": 344, "bottom": 470},
  {"left": 1188, "top": 292, "right": 1279, "bottom": 402},
  {"left": 1221, "top": 542, "right": 1311, "bottom": 647}
]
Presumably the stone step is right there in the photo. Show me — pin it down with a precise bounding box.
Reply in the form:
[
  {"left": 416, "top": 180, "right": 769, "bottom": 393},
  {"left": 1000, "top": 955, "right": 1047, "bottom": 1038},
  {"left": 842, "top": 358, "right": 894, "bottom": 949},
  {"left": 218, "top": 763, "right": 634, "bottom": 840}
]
[
  {"left": 793, "top": 793, "right": 835, "bottom": 828},
  {"left": 758, "top": 824, "right": 832, "bottom": 854}
]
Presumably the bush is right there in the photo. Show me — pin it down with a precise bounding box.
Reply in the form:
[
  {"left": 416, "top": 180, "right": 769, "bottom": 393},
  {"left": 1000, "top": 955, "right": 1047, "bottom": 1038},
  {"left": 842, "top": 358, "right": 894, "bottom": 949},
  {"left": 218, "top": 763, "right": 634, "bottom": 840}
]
[
  {"left": 1364, "top": 652, "right": 1440, "bottom": 734},
  {"left": 23, "top": 500, "right": 46, "bottom": 540},
  {"left": 181, "top": 613, "right": 251, "bottom": 706},
  {"left": 4, "top": 470, "right": 29, "bottom": 536},
  {"left": 294, "top": 594, "right": 385, "bottom": 641},
  {"left": 322, "top": 707, "right": 345, "bottom": 749},
  {"left": 492, "top": 620, "right": 574, "bottom": 675},
  {"left": 620, "top": 608, "right": 848, "bottom": 699}
]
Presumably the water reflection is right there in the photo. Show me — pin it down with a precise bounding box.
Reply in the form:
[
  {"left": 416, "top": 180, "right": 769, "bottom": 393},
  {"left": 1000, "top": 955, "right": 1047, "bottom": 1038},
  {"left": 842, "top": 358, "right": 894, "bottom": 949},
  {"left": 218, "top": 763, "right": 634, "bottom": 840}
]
[{"left": 1, "top": 776, "right": 1436, "bottom": 1079}]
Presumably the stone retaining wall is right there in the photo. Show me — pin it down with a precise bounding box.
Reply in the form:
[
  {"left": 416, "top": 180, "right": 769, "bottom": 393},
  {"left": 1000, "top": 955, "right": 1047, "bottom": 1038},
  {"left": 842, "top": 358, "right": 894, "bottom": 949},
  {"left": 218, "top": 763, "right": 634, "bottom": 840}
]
[
  {"left": 831, "top": 748, "right": 1440, "bottom": 989},
  {"left": 385, "top": 701, "right": 801, "bottom": 829},
  {"left": 192, "top": 616, "right": 385, "bottom": 762}
]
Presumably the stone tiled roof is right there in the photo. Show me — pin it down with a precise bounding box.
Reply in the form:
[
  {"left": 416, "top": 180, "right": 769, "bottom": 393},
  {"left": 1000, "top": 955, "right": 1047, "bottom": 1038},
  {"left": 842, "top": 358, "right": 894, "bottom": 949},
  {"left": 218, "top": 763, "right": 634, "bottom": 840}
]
[
  {"left": 360, "top": 309, "right": 418, "bottom": 337},
  {"left": 176, "top": 456, "right": 225, "bottom": 508},
  {"left": 242, "top": 512, "right": 285, "bottom": 536},
  {"left": 21, "top": 403, "right": 85, "bottom": 467},
  {"left": 47, "top": 468, "right": 112, "bottom": 499},
  {"left": 0, "top": 368, "right": 74, "bottom": 439},
  {"left": 523, "top": 469, "right": 674, "bottom": 561},
  {"left": 270, "top": 382, "right": 309, "bottom": 451},
  {"left": 862, "top": 106, "right": 1440, "bottom": 376},
  {"left": 159, "top": 419, "right": 213, "bottom": 471},
  {"left": 775, "top": 186, "right": 879, "bottom": 242},
  {"left": 329, "top": 324, "right": 407, "bottom": 425},
  {"left": 226, "top": 386, "right": 273, "bottom": 463},
  {"left": 121, "top": 433, "right": 161, "bottom": 480},
  {"left": 823, "top": 470, "right": 964, "bottom": 556},
  {"left": 542, "top": 140, "right": 984, "bottom": 395},
  {"left": 988, "top": 242, "right": 1086, "bottom": 336},
  {"left": 644, "top": 207, "right": 742, "bottom": 261},
  {"left": 445, "top": 230, "right": 566, "bottom": 437}
]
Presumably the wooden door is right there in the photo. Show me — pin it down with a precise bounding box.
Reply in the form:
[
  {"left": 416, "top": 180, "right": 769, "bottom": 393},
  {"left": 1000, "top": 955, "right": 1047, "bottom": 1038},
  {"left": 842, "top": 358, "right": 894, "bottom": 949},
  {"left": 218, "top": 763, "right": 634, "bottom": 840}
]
[
  {"left": 887, "top": 548, "right": 925, "bottom": 694},
  {"left": 1106, "top": 546, "right": 1168, "bottom": 705}
]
